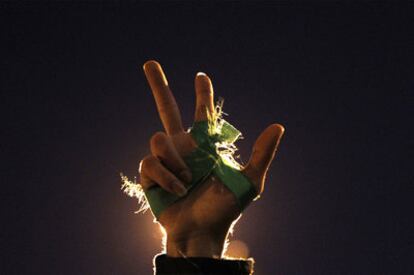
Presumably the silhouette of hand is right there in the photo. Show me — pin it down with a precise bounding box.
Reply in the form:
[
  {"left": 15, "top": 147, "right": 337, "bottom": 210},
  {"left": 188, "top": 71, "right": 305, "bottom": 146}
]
[{"left": 139, "top": 60, "right": 284, "bottom": 258}]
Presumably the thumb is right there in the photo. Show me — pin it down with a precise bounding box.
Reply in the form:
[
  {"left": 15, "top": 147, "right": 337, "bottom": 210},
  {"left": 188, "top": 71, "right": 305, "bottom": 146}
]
[{"left": 242, "top": 123, "right": 285, "bottom": 196}]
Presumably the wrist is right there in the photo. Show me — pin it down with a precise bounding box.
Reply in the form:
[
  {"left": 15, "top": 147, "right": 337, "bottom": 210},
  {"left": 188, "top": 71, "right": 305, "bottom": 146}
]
[{"left": 166, "top": 230, "right": 228, "bottom": 258}]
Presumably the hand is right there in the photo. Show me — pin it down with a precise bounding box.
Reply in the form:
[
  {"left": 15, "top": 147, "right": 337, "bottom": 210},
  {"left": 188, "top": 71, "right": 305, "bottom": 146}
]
[{"left": 139, "top": 60, "right": 284, "bottom": 258}]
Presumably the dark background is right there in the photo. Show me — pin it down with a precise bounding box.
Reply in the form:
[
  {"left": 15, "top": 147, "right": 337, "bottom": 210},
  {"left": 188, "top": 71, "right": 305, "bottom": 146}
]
[{"left": 1, "top": 2, "right": 413, "bottom": 274}]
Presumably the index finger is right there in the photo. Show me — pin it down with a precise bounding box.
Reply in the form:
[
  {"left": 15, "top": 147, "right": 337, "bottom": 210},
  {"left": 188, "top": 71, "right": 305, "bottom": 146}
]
[{"left": 143, "top": 60, "right": 184, "bottom": 135}]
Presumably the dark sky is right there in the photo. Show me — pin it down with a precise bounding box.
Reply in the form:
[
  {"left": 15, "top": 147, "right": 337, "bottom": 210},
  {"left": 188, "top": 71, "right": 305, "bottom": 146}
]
[{"left": 1, "top": 2, "right": 413, "bottom": 274}]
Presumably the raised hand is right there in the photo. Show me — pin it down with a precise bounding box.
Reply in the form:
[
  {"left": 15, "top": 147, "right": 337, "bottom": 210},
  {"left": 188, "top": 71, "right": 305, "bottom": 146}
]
[{"left": 139, "top": 60, "right": 284, "bottom": 258}]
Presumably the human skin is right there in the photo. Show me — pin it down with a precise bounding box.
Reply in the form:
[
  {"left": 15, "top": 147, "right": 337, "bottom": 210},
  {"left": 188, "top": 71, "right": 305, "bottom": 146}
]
[{"left": 139, "top": 60, "right": 285, "bottom": 258}]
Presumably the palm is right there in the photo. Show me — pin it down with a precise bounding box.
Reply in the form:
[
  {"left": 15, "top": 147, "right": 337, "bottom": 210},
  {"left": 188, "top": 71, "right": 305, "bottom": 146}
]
[{"left": 160, "top": 132, "right": 240, "bottom": 237}]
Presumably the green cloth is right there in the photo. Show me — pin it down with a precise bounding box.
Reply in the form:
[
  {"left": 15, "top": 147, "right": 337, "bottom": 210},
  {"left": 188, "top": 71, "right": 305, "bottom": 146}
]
[{"left": 144, "top": 120, "right": 257, "bottom": 219}]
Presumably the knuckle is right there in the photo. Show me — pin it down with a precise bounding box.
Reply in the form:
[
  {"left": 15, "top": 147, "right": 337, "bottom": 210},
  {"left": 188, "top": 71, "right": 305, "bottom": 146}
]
[
  {"left": 161, "top": 177, "right": 175, "bottom": 187},
  {"left": 158, "top": 101, "right": 179, "bottom": 115},
  {"left": 139, "top": 175, "right": 152, "bottom": 189},
  {"left": 140, "top": 155, "right": 157, "bottom": 173},
  {"left": 158, "top": 168, "right": 174, "bottom": 182},
  {"left": 243, "top": 164, "right": 262, "bottom": 186},
  {"left": 252, "top": 145, "right": 265, "bottom": 157},
  {"left": 150, "top": 131, "right": 167, "bottom": 150},
  {"left": 196, "top": 104, "right": 208, "bottom": 114}
]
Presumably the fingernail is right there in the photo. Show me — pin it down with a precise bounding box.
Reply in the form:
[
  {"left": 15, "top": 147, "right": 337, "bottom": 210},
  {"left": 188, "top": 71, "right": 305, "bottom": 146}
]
[
  {"left": 179, "top": 170, "right": 192, "bottom": 183},
  {"left": 143, "top": 60, "right": 159, "bottom": 71},
  {"left": 171, "top": 180, "right": 187, "bottom": 197}
]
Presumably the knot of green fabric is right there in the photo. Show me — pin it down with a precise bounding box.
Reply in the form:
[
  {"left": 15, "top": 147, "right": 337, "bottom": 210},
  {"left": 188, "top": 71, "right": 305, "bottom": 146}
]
[{"left": 144, "top": 120, "right": 257, "bottom": 219}]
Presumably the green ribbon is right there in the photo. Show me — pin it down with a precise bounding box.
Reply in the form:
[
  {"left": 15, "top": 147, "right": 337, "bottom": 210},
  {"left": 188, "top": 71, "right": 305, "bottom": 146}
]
[{"left": 144, "top": 120, "right": 257, "bottom": 219}]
